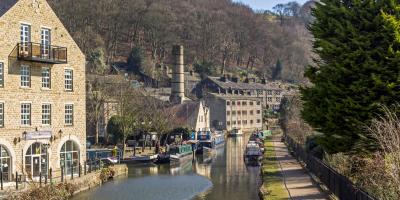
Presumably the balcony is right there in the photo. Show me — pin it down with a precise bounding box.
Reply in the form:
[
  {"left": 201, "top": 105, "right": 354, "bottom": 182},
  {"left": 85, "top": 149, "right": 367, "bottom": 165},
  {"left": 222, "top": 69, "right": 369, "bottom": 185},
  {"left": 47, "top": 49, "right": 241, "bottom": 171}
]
[{"left": 11, "top": 42, "right": 67, "bottom": 64}]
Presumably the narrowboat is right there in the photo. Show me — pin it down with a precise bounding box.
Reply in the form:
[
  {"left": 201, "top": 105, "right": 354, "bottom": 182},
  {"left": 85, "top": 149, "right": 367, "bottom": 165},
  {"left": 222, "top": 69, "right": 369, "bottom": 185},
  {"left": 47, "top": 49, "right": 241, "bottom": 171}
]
[
  {"left": 169, "top": 144, "right": 193, "bottom": 163},
  {"left": 121, "top": 154, "right": 158, "bottom": 164},
  {"left": 244, "top": 142, "right": 263, "bottom": 166},
  {"left": 228, "top": 128, "right": 243, "bottom": 137},
  {"left": 196, "top": 131, "right": 225, "bottom": 154}
]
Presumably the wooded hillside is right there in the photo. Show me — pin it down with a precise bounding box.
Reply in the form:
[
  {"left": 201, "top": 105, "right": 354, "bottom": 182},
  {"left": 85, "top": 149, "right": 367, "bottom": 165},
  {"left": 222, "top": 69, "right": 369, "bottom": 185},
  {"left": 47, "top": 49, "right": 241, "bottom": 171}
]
[{"left": 48, "top": 0, "right": 314, "bottom": 83}]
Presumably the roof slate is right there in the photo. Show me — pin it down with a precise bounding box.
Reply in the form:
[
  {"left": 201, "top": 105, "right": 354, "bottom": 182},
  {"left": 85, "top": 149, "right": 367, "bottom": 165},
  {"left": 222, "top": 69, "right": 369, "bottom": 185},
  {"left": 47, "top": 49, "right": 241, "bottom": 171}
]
[
  {"left": 207, "top": 76, "right": 270, "bottom": 91},
  {"left": 0, "top": 0, "right": 17, "bottom": 18}
]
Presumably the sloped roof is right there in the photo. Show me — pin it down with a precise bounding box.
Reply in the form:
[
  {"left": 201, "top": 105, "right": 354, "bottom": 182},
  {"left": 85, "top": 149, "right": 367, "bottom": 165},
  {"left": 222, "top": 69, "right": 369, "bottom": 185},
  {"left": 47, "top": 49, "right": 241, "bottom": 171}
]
[
  {"left": 207, "top": 76, "right": 269, "bottom": 91},
  {"left": 0, "top": 0, "right": 17, "bottom": 18},
  {"left": 168, "top": 102, "right": 200, "bottom": 129}
]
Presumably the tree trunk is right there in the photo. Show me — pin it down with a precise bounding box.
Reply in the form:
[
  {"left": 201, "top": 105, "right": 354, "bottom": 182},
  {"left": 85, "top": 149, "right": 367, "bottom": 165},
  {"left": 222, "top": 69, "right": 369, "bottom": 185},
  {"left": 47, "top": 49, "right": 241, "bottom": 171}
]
[{"left": 95, "top": 121, "right": 99, "bottom": 144}]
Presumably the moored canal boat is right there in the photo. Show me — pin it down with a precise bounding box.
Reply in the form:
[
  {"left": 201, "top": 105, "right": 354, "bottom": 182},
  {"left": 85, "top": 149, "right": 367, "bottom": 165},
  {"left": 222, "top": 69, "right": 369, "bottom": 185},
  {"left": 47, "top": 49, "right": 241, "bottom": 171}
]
[
  {"left": 228, "top": 128, "right": 243, "bottom": 137},
  {"left": 244, "top": 142, "right": 263, "bottom": 166},
  {"left": 169, "top": 144, "right": 193, "bottom": 163},
  {"left": 196, "top": 131, "right": 225, "bottom": 154},
  {"left": 121, "top": 154, "right": 159, "bottom": 164}
]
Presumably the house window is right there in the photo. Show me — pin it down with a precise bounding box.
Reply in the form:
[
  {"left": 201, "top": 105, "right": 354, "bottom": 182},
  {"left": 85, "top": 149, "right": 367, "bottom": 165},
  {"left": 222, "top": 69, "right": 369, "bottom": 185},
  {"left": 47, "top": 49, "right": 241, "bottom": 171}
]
[
  {"left": 232, "top": 101, "right": 236, "bottom": 106},
  {"left": 268, "top": 90, "right": 272, "bottom": 95},
  {"left": 257, "top": 101, "right": 261, "bottom": 105},
  {"left": 227, "top": 121, "right": 230, "bottom": 126},
  {"left": 0, "top": 62, "right": 3, "bottom": 87},
  {"left": 227, "top": 111, "right": 230, "bottom": 115},
  {"left": 250, "top": 110, "right": 254, "bottom": 115},
  {"left": 237, "top": 111, "right": 241, "bottom": 115},
  {"left": 40, "top": 28, "right": 51, "bottom": 58},
  {"left": 242, "top": 101, "right": 247, "bottom": 106},
  {"left": 65, "top": 69, "right": 73, "bottom": 91},
  {"left": 41, "top": 67, "right": 51, "bottom": 89},
  {"left": 42, "top": 104, "right": 51, "bottom": 125},
  {"left": 250, "top": 120, "right": 253, "bottom": 124},
  {"left": 0, "top": 103, "right": 3, "bottom": 127},
  {"left": 243, "top": 120, "right": 247, "bottom": 125},
  {"left": 242, "top": 111, "right": 247, "bottom": 115},
  {"left": 232, "top": 111, "right": 236, "bottom": 115},
  {"left": 60, "top": 140, "right": 79, "bottom": 176},
  {"left": 21, "top": 103, "right": 31, "bottom": 126},
  {"left": 238, "top": 121, "right": 241, "bottom": 125},
  {"left": 226, "top": 101, "right": 230, "bottom": 106},
  {"left": 250, "top": 101, "right": 254, "bottom": 106},
  {"left": 276, "top": 97, "right": 281, "bottom": 102},
  {"left": 20, "top": 65, "right": 30, "bottom": 87},
  {"left": 257, "top": 110, "right": 261, "bottom": 114},
  {"left": 65, "top": 104, "right": 73, "bottom": 125},
  {"left": 233, "top": 121, "right": 236, "bottom": 125},
  {"left": 20, "top": 24, "right": 31, "bottom": 52},
  {"left": 237, "top": 101, "right": 241, "bottom": 106},
  {"left": 268, "top": 97, "right": 272, "bottom": 102},
  {"left": 257, "top": 119, "right": 261, "bottom": 124}
]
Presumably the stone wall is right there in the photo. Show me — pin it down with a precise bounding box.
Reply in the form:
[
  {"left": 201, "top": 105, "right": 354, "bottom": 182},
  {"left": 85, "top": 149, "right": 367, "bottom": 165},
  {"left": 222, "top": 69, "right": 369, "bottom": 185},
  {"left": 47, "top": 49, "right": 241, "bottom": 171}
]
[{"left": 0, "top": 0, "right": 86, "bottom": 176}]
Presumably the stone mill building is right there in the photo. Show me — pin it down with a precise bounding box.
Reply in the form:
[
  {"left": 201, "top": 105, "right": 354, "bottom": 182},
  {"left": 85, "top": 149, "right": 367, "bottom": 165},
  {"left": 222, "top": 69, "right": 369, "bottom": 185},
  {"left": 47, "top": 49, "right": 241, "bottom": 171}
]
[{"left": 0, "top": 0, "right": 86, "bottom": 182}]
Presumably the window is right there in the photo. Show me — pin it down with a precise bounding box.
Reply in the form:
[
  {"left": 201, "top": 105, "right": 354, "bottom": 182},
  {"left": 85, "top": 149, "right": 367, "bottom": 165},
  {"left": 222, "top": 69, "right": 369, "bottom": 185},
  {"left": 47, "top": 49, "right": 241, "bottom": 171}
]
[
  {"left": 242, "top": 110, "right": 247, "bottom": 115},
  {"left": 268, "top": 97, "right": 273, "bottom": 102},
  {"left": 227, "top": 121, "right": 230, "bottom": 126},
  {"left": 227, "top": 111, "right": 230, "bottom": 115},
  {"left": 60, "top": 140, "right": 79, "bottom": 176},
  {"left": 250, "top": 120, "right": 253, "bottom": 124},
  {"left": 233, "top": 121, "right": 236, "bottom": 125},
  {"left": 257, "top": 110, "right": 261, "bottom": 114},
  {"left": 41, "top": 28, "right": 51, "bottom": 57},
  {"left": 276, "top": 97, "right": 281, "bottom": 102},
  {"left": 257, "top": 101, "right": 261, "bottom": 105},
  {"left": 238, "top": 120, "right": 241, "bottom": 125},
  {"left": 250, "top": 110, "right": 254, "bottom": 115},
  {"left": 243, "top": 120, "right": 247, "bottom": 125},
  {"left": 232, "top": 111, "right": 236, "bottom": 115},
  {"left": 242, "top": 101, "right": 247, "bottom": 106},
  {"left": 257, "top": 119, "right": 261, "bottom": 124},
  {"left": 268, "top": 90, "right": 272, "bottom": 95},
  {"left": 237, "top": 111, "right": 241, "bottom": 115},
  {"left": 0, "top": 103, "right": 3, "bottom": 127},
  {"left": 250, "top": 101, "right": 254, "bottom": 106},
  {"left": 41, "top": 67, "right": 51, "bottom": 89},
  {"left": 232, "top": 101, "right": 236, "bottom": 106},
  {"left": 226, "top": 101, "right": 230, "bottom": 106},
  {"left": 0, "top": 62, "right": 3, "bottom": 87},
  {"left": 65, "top": 104, "right": 73, "bottom": 125},
  {"left": 42, "top": 104, "right": 51, "bottom": 125},
  {"left": 65, "top": 69, "right": 73, "bottom": 91},
  {"left": 237, "top": 101, "right": 241, "bottom": 106},
  {"left": 0, "top": 145, "right": 11, "bottom": 181},
  {"left": 20, "top": 65, "right": 30, "bottom": 87},
  {"left": 21, "top": 103, "right": 31, "bottom": 126},
  {"left": 20, "top": 24, "right": 31, "bottom": 52}
]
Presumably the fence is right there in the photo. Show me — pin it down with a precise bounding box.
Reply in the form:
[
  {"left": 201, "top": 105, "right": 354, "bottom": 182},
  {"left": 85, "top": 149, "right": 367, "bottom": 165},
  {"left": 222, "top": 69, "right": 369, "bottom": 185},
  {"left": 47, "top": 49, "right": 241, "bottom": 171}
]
[
  {"left": 284, "top": 135, "right": 376, "bottom": 200},
  {"left": 0, "top": 158, "right": 104, "bottom": 191}
]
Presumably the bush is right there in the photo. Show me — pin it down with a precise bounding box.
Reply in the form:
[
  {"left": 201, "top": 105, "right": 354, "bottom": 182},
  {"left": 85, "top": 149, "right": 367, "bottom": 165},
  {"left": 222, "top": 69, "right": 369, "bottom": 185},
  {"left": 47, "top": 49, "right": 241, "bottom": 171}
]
[{"left": 6, "top": 182, "right": 77, "bottom": 200}]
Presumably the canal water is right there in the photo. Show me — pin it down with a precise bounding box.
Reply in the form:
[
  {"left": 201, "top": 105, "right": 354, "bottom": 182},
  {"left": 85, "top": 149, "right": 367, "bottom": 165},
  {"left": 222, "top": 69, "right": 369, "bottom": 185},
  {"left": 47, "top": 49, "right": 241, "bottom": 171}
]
[{"left": 72, "top": 136, "right": 262, "bottom": 200}]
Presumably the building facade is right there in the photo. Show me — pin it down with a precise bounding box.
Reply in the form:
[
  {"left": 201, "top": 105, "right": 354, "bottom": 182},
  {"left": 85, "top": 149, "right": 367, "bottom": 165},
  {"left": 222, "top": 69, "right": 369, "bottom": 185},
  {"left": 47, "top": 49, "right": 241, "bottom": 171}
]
[
  {"left": 0, "top": 0, "right": 86, "bottom": 181},
  {"left": 205, "top": 93, "right": 263, "bottom": 132},
  {"left": 195, "top": 76, "right": 284, "bottom": 112}
]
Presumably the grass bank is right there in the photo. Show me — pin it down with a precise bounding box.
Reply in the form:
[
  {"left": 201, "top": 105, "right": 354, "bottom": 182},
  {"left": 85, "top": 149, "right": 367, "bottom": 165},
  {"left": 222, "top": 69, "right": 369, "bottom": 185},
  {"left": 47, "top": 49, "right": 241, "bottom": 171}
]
[{"left": 259, "top": 135, "right": 289, "bottom": 200}]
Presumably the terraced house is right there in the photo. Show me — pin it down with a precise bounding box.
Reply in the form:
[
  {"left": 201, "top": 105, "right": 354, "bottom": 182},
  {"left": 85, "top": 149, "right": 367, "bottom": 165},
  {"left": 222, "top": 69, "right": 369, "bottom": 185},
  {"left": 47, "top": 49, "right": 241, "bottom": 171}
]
[{"left": 0, "top": 0, "right": 86, "bottom": 182}]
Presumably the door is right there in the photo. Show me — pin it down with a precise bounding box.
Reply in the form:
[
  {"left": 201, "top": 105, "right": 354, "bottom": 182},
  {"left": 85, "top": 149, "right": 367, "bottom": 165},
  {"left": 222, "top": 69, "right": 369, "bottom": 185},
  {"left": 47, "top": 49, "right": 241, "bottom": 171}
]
[
  {"left": 32, "top": 156, "right": 40, "bottom": 177},
  {"left": 41, "top": 28, "right": 51, "bottom": 58}
]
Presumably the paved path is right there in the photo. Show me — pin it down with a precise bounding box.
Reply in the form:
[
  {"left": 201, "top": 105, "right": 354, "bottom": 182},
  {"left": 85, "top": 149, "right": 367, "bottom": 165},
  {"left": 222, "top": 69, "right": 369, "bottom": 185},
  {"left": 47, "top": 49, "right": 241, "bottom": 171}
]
[{"left": 272, "top": 136, "right": 328, "bottom": 200}]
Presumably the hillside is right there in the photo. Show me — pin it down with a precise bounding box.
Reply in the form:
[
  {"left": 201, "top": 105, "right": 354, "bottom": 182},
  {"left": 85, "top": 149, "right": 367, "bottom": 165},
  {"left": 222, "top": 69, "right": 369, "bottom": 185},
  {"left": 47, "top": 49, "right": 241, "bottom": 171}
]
[{"left": 48, "top": 0, "right": 314, "bottom": 83}]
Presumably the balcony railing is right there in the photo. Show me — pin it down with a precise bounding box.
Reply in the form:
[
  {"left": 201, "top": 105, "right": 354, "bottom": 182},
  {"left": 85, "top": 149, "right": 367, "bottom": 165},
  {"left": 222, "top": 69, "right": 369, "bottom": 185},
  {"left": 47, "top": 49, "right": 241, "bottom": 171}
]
[{"left": 14, "top": 42, "right": 67, "bottom": 64}]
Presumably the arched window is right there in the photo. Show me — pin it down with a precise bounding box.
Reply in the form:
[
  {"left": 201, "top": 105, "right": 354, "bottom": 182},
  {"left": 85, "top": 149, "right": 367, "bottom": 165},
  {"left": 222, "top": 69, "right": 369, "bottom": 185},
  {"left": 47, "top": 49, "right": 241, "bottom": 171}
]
[
  {"left": 25, "top": 142, "right": 48, "bottom": 178},
  {"left": 60, "top": 141, "right": 79, "bottom": 175},
  {"left": 0, "top": 145, "right": 11, "bottom": 182}
]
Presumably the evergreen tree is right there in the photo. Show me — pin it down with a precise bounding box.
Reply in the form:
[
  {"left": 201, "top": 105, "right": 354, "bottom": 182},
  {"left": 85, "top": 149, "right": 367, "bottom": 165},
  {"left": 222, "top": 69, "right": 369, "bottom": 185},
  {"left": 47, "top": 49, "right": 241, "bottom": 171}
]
[
  {"left": 272, "top": 59, "right": 282, "bottom": 80},
  {"left": 127, "top": 47, "right": 144, "bottom": 73},
  {"left": 301, "top": 0, "right": 400, "bottom": 154}
]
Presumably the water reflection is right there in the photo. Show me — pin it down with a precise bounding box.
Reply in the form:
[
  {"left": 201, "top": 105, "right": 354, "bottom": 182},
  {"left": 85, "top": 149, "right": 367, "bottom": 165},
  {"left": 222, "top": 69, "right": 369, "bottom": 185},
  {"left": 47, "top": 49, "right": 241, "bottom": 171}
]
[{"left": 72, "top": 135, "right": 261, "bottom": 200}]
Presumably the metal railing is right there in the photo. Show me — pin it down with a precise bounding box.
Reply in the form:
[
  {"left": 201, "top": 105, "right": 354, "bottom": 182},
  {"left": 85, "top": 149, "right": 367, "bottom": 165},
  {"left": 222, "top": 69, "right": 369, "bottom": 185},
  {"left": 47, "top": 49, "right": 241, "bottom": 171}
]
[
  {"left": 284, "top": 135, "right": 376, "bottom": 200},
  {"left": 0, "top": 159, "right": 104, "bottom": 191},
  {"left": 16, "top": 42, "right": 67, "bottom": 64}
]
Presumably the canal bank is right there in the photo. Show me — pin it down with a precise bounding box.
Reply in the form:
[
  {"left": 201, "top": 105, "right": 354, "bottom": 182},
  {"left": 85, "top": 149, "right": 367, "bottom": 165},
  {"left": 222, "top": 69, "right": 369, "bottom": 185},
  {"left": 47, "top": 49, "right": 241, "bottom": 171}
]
[{"left": 72, "top": 136, "right": 262, "bottom": 200}]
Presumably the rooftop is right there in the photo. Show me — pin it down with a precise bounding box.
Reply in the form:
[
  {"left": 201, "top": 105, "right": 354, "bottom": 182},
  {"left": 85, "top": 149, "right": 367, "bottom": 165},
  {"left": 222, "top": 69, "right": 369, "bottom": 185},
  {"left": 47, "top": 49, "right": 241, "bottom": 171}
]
[
  {"left": 207, "top": 76, "right": 282, "bottom": 91},
  {"left": 0, "top": 0, "right": 17, "bottom": 18}
]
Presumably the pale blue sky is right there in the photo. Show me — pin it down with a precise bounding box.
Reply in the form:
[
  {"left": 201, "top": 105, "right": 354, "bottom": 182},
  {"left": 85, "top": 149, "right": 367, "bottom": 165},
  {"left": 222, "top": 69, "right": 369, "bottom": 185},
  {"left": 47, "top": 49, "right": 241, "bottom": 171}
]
[{"left": 233, "top": 0, "right": 309, "bottom": 11}]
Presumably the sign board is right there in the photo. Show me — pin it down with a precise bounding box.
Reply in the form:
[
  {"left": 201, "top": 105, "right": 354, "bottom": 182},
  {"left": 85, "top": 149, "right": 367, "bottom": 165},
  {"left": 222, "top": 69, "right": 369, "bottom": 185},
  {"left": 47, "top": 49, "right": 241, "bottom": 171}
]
[{"left": 25, "top": 131, "right": 52, "bottom": 140}]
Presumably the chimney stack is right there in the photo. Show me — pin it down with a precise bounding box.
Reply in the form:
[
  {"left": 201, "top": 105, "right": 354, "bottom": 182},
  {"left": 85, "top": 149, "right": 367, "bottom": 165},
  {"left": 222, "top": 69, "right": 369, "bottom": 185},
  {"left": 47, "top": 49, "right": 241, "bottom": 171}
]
[{"left": 170, "top": 45, "right": 185, "bottom": 104}]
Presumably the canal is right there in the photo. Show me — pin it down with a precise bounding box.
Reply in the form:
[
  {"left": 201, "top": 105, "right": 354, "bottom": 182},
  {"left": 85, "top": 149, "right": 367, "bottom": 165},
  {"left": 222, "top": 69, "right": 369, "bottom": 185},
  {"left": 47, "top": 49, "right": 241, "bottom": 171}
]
[{"left": 72, "top": 136, "right": 262, "bottom": 200}]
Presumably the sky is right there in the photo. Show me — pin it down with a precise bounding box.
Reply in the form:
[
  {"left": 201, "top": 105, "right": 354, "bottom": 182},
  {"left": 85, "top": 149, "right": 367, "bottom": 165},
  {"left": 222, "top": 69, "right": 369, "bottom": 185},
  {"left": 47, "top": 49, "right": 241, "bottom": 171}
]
[{"left": 233, "top": 0, "right": 309, "bottom": 11}]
